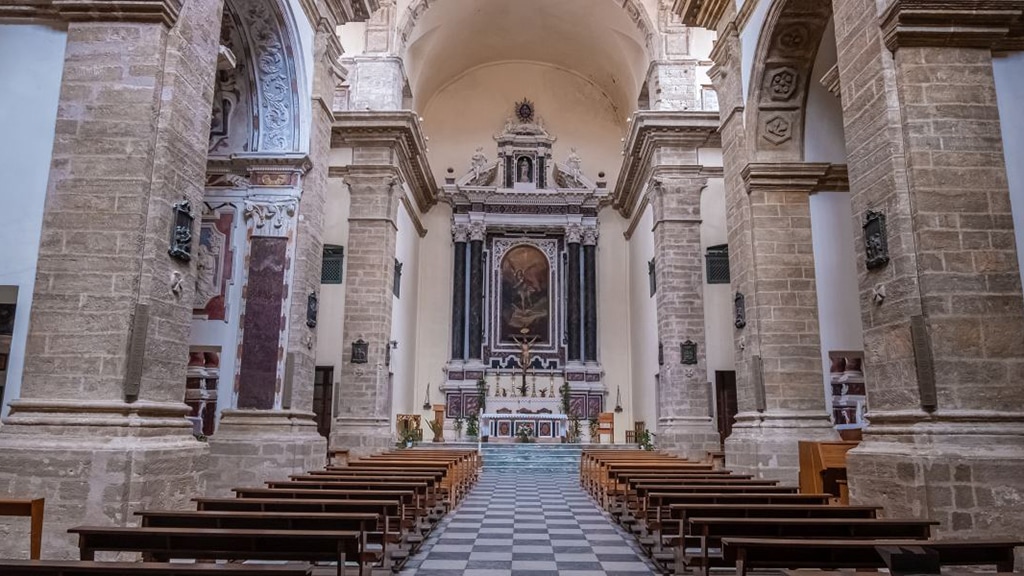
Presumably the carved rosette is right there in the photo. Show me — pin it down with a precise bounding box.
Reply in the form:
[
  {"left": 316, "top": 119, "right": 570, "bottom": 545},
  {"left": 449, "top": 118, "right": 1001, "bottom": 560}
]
[
  {"left": 243, "top": 198, "right": 298, "bottom": 237},
  {"left": 582, "top": 226, "right": 599, "bottom": 246},
  {"left": 565, "top": 223, "right": 583, "bottom": 244},
  {"left": 452, "top": 223, "right": 470, "bottom": 243}
]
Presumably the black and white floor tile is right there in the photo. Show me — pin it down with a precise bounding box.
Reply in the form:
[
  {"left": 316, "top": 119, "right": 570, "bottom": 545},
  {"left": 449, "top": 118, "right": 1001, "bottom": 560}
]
[{"left": 400, "top": 471, "right": 656, "bottom": 576}]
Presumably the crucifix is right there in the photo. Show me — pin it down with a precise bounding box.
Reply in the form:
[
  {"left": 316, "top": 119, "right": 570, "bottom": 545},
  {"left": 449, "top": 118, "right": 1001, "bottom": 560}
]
[{"left": 511, "top": 327, "right": 539, "bottom": 397}]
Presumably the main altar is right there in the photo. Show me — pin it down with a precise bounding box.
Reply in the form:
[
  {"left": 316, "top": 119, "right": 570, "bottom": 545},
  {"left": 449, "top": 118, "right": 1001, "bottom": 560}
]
[{"left": 441, "top": 100, "right": 610, "bottom": 436}]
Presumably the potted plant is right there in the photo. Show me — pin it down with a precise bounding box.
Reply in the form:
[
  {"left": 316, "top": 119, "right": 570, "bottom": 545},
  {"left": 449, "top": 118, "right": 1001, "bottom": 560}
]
[
  {"left": 588, "top": 418, "right": 600, "bottom": 443},
  {"left": 427, "top": 418, "right": 444, "bottom": 443},
  {"left": 453, "top": 416, "right": 464, "bottom": 440},
  {"left": 465, "top": 414, "right": 479, "bottom": 440},
  {"left": 568, "top": 416, "right": 582, "bottom": 444},
  {"left": 515, "top": 425, "right": 535, "bottom": 444},
  {"left": 638, "top": 428, "right": 655, "bottom": 451},
  {"left": 397, "top": 428, "right": 417, "bottom": 449}
]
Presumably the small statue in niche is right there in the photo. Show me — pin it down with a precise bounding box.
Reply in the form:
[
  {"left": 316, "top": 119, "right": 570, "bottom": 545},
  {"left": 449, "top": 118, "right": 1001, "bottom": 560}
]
[
  {"left": 566, "top": 147, "right": 582, "bottom": 181},
  {"left": 517, "top": 157, "right": 532, "bottom": 183},
  {"left": 470, "top": 147, "right": 488, "bottom": 180}
]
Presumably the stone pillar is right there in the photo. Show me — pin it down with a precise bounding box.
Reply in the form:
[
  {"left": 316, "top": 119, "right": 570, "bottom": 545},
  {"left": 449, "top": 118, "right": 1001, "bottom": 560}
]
[
  {"left": 651, "top": 174, "right": 721, "bottom": 459},
  {"left": 833, "top": 0, "right": 1024, "bottom": 541},
  {"left": 583, "top": 226, "right": 599, "bottom": 363},
  {"left": 724, "top": 164, "right": 839, "bottom": 481},
  {"left": 566, "top": 224, "right": 583, "bottom": 363},
  {"left": 331, "top": 170, "right": 400, "bottom": 456},
  {"left": 467, "top": 222, "right": 485, "bottom": 360},
  {"left": 450, "top": 224, "right": 468, "bottom": 361},
  {"left": 0, "top": 0, "right": 223, "bottom": 558}
]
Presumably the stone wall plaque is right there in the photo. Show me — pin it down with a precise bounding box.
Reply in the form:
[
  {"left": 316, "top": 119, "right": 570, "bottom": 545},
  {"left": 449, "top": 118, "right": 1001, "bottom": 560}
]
[
  {"left": 864, "top": 209, "right": 890, "bottom": 270},
  {"left": 306, "top": 292, "right": 318, "bottom": 328},
  {"left": 680, "top": 340, "right": 698, "bottom": 365},
  {"left": 351, "top": 338, "right": 368, "bottom": 364},
  {"left": 734, "top": 292, "right": 747, "bottom": 329}
]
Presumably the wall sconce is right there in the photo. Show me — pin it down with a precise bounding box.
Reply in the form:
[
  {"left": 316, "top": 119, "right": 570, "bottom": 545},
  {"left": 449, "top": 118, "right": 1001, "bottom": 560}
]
[
  {"left": 614, "top": 386, "right": 623, "bottom": 413},
  {"left": 422, "top": 382, "right": 432, "bottom": 410},
  {"left": 351, "top": 338, "right": 368, "bottom": 364},
  {"left": 306, "top": 292, "right": 318, "bottom": 328},
  {"left": 168, "top": 199, "right": 194, "bottom": 262},
  {"left": 680, "top": 340, "right": 698, "bottom": 365}
]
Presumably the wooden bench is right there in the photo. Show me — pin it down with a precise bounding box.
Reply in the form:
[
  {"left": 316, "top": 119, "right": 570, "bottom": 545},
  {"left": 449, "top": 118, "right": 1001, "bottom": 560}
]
[
  {"left": 69, "top": 526, "right": 365, "bottom": 576},
  {"left": 0, "top": 561, "right": 313, "bottom": 576},
  {"left": 687, "top": 517, "right": 937, "bottom": 575},
  {"left": 0, "top": 498, "right": 45, "bottom": 559},
  {"left": 722, "top": 537, "right": 1021, "bottom": 576}
]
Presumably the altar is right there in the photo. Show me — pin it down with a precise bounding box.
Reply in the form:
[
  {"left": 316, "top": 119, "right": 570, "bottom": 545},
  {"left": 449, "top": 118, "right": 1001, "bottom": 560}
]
[{"left": 480, "top": 411, "right": 568, "bottom": 446}]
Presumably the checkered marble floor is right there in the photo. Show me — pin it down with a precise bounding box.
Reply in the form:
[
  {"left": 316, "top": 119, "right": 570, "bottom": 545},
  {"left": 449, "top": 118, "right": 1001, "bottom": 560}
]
[{"left": 400, "top": 470, "right": 657, "bottom": 576}]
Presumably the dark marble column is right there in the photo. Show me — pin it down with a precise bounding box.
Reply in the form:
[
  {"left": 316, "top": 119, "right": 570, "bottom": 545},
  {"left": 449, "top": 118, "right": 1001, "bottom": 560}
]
[
  {"left": 468, "top": 222, "right": 486, "bottom": 360},
  {"left": 451, "top": 225, "right": 468, "bottom": 360},
  {"left": 566, "top": 224, "right": 582, "bottom": 362},
  {"left": 583, "top": 227, "right": 599, "bottom": 362}
]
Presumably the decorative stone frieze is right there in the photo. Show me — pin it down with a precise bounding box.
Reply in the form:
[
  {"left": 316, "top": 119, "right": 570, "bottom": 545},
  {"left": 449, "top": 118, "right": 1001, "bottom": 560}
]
[{"left": 0, "top": 0, "right": 184, "bottom": 27}]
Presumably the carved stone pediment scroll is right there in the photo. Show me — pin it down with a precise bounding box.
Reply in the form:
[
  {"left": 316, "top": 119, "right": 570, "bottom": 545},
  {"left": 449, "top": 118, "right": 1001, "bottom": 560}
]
[{"left": 243, "top": 197, "right": 298, "bottom": 237}]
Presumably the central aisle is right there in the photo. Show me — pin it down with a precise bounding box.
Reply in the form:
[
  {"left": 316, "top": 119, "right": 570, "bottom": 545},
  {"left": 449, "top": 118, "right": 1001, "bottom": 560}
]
[{"left": 402, "top": 470, "right": 656, "bottom": 575}]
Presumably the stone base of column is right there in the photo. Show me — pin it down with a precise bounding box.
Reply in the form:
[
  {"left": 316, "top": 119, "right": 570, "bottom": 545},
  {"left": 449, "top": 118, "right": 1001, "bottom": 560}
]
[
  {"left": 330, "top": 415, "right": 394, "bottom": 459},
  {"left": 0, "top": 400, "right": 208, "bottom": 559},
  {"left": 205, "top": 409, "right": 326, "bottom": 497},
  {"left": 725, "top": 411, "right": 838, "bottom": 482},
  {"left": 847, "top": 415, "right": 1024, "bottom": 555},
  {"left": 657, "top": 417, "right": 722, "bottom": 461}
]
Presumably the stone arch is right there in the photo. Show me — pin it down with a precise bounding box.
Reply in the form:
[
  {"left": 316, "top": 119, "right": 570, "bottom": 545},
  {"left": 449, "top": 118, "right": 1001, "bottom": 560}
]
[
  {"left": 395, "top": 0, "right": 659, "bottom": 61},
  {"left": 209, "top": 0, "right": 302, "bottom": 155},
  {"left": 747, "top": 0, "right": 833, "bottom": 161}
]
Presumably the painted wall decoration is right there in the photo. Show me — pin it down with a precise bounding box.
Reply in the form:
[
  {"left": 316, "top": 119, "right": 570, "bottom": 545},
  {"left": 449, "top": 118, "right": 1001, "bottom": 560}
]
[
  {"left": 446, "top": 392, "right": 463, "bottom": 419},
  {"left": 194, "top": 208, "right": 235, "bottom": 320},
  {"left": 499, "top": 244, "right": 550, "bottom": 343}
]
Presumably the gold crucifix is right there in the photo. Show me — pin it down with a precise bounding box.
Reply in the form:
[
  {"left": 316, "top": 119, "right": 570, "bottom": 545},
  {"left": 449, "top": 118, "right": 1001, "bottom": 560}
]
[{"left": 511, "top": 327, "right": 539, "bottom": 396}]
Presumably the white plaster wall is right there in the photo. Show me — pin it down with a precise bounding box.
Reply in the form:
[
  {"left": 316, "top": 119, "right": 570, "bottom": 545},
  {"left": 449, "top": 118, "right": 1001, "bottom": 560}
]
[
  {"left": 412, "top": 204, "right": 452, "bottom": 423},
  {"left": 627, "top": 205, "right": 658, "bottom": 432},
  {"left": 993, "top": 52, "right": 1024, "bottom": 295},
  {"left": 700, "top": 178, "right": 734, "bottom": 380},
  {"left": 0, "top": 23, "right": 67, "bottom": 419},
  {"left": 315, "top": 153, "right": 353, "bottom": 399},
  {"left": 391, "top": 196, "right": 422, "bottom": 422},
  {"left": 740, "top": 0, "right": 772, "bottom": 102},
  {"left": 284, "top": 0, "right": 314, "bottom": 154},
  {"left": 420, "top": 61, "right": 627, "bottom": 185},
  {"left": 803, "top": 21, "right": 846, "bottom": 164},
  {"left": 598, "top": 213, "right": 632, "bottom": 443},
  {"left": 809, "top": 192, "right": 864, "bottom": 403}
]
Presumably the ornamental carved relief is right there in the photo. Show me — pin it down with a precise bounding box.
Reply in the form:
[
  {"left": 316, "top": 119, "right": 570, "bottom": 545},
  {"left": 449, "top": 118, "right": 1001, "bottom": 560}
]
[
  {"left": 762, "top": 115, "right": 793, "bottom": 145},
  {"left": 244, "top": 198, "right": 298, "bottom": 235},
  {"left": 768, "top": 67, "right": 798, "bottom": 101},
  {"left": 582, "top": 227, "right": 599, "bottom": 246},
  {"left": 565, "top": 223, "right": 583, "bottom": 244}
]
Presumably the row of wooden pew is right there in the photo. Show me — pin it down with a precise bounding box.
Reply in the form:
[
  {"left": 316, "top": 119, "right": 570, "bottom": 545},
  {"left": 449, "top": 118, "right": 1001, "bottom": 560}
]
[
  {"left": 0, "top": 448, "right": 480, "bottom": 576},
  {"left": 582, "top": 449, "right": 1021, "bottom": 576}
]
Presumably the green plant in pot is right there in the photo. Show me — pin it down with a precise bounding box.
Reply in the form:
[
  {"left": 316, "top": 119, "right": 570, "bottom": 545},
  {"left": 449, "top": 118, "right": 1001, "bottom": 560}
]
[
  {"left": 638, "top": 428, "right": 655, "bottom": 451},
  {"left": 397, "top": 428, "right": 417, "bottom": 448},
  {"left": 466, "top": 414, "right": 480, "bottom": 439},
  {"left": 568, "top": 416, "right": 582, "bottom": 444},
  {"left": 427, "top": 418, "right": 444, "bottom": 443},
  {"left": 588, "top": 417, "right": 600, "bottom": 443},
  {"left": 453, "top": 416, "right": 464, "bottom": 440}
]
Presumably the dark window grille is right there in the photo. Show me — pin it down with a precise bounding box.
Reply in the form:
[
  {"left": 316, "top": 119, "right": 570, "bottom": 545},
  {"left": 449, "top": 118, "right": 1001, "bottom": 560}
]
[
  {"left": 648, "top": 258, "right": 657, "bottom": 297},
  {"left": 321, "top": 245, "right": 344, "bottom": 284},
  {"left": 393, "top": 259, "right": 404, "bottom": 298},
  {"left": 706, "top": 244, "right": 730, "bottom": 284}
]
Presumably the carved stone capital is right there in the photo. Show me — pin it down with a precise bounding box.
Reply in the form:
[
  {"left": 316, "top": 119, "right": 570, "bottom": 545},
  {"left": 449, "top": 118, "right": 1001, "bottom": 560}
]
[
  {"left": 741, "top": 163, "right": 849, "bottom": 194},
  {"left": 243, "top": 197, "right": 298, "bottom": 236},
  {"left": 565, "top": 223, "right": 583, "bottom": 244},
  {"left": 468, "top": 222, "right": 486, "bottom": 242},
  {"left": 451, "top": 223, "right": 470, "bottom": 243},
  {"left": 0, "top": 0, "right": 184, "bottom": 27},
  {"left": 880, "top": 0, "right": 1023, "bottom": 51},
  {"left": 582, "top": 226, "right": 599, "bottom": 246}
]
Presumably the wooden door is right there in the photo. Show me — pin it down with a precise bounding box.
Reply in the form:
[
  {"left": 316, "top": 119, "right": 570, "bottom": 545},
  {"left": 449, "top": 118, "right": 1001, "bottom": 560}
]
[
  {"left": 714, "top": 370, "right": 737, "bottom": 446},
  {"left": 313, "top": 367, "right": 334, "bottom": 438}
]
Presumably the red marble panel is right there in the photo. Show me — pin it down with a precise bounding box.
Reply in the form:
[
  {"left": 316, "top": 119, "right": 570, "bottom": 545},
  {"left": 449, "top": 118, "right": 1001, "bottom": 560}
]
[{"left": 237, "top": 237, "right": 287, "bottom": 409}]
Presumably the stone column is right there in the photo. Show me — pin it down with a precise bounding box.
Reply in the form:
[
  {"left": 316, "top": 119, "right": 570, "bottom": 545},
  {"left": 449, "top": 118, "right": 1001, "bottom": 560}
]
[
  {"left": 724, "top": 164, "right": 840, "bottom": 481},
  {"left": 467, "top": 222, "right": 485, "bottom": 360},
  {"left": 566, "top": 224, "right": 583, "bottom": 363},
  {"left": 331, "top": 170, "right": 400, "bottom": 456},
  {"left": 833, "top": 0, "right": 1024, "bottom": 540},
  {"left": 651, "top": 174, "right": 721, "bottom": 459},
  {"left": 450, "top": 224, "right": 469, "bottom": 361},
  {"left": 583, "top": 226, "right": 599, "bottom": 363},
  {"left": 0, "top": 0, "right": 223, "bottom": 558}
]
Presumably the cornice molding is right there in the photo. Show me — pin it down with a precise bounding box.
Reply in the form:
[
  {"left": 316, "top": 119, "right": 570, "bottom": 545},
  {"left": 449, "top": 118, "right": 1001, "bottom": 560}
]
[
  {"left": 0, "top": 0, "right": 183, "bottom": 27},
  {"left": 613, "top": 110, "right": 721, "bottom": 219},
  {"left": 673, "top": 0, "right": 730, "bottom": 29},
  {"left": 742, "top": 162, "right": 849, "bottom": 194},
  {"left": 880, "top": 0, "right": 1024, "bottom": 51},
  {"left": 331, "top": 111, "right": 438, "bottom": 213}
]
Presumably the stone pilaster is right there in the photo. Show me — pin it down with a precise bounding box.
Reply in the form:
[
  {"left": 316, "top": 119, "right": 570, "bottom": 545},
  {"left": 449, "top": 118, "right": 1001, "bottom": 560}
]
[
  {"left": 724, "top": 164, "right": 839, "bottom": 482},
  {"left": 450, "top": 224, "right": 468, "bottom": 361},
  {"left": 566, "top": 224, "right": 583, "bottom": 363},
  {"left": 0, "top": 0, "right": 223, "bottom": 557},
  {"left": 834, "top": 0, "right": 1024, "bottom": 541},
  {"left": 651, "top": 174, "right": 721, "bottom": 459},
  {"left": 582, "top": 226, "right": 599, "bottom": 363},
  {"left": 467, "top": 222, "right": 486, "bottom": 360}
]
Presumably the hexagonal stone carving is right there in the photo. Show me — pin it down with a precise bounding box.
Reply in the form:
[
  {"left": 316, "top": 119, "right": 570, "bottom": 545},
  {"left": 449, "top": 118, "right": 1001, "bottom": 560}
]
[
  {"left": 763, "top": 115, "right": 792, "bottom": 145},
  {"left": 768, "top": 67, "right": 798, "bottom": 101}
]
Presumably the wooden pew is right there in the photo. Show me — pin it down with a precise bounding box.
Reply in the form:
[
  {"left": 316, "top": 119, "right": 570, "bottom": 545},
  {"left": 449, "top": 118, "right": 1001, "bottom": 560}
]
[
  {"left": 722, "top": 537, "right": 1021, "bottom": 576},
  {"left": 69, "top": 526, "right": 364, "bottom": 576},
  {"left": 687, "top": 517, "right": 937, "bottom": 575},
  {"left": 0, "top": 498, "right": 45, "bottom": 559},
  {"left": 0, "top": 561, "right": 313, "bottom": 576}
]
